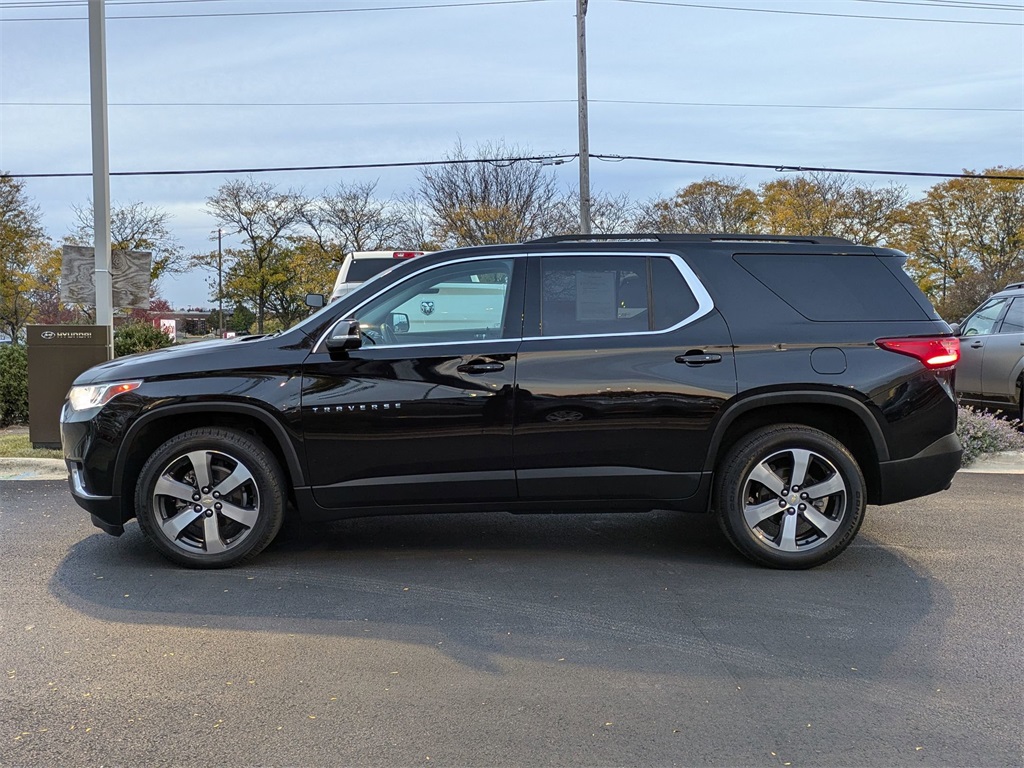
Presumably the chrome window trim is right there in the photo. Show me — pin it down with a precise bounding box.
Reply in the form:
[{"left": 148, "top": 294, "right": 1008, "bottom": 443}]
[
  {"left": 525, "top": 253, "right": 714, "bottom": 342},
  {"left": 314, "top": 251, "right": 715, "bottom": 352}
]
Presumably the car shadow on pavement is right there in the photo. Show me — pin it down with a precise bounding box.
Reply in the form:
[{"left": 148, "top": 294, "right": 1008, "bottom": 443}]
[{"left": 49, "top": 509, "right": 942, "bottom": 679}]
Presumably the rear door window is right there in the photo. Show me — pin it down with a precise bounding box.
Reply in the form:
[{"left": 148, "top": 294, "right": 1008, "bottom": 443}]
[{"left": 538, "top": 255, "right": 700, "bottom": 337}]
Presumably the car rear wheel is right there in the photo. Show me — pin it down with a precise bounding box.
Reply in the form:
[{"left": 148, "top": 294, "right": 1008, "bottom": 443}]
[
  {"left": 714, "top": 424, "right": 866, "bottom": 569},
  {"left": 135, "top": 427, "right": 285, "bottom": 568}
]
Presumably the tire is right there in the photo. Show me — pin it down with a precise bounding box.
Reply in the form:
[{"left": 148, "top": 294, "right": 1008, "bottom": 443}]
[
  {"left": 714, "top": 424, "right": 866, "bottom": 569},
  {"left": 135, "top": 427, "right": 286, "bottom": 568}
]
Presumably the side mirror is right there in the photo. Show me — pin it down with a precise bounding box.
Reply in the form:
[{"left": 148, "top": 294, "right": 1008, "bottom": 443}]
[
  {"left": 325, "top": 319, "right": 362, "bottom": 353},
  {"left": 391, "top": 312, "right": 410, "bottom": 334},
  {"left": 305, "top": 293, "right": 326, "bottom": 309},
  {"left": 949, "top": 322, "right": 961, "bottom": 336}
]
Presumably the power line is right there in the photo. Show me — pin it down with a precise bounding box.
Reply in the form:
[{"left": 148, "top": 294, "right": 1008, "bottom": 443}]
[
  {"left": 917, "top": 0, "right": 1023, "bottom": 9},
  {"left": 5, "top": 154, "right": 580, "bottom": 179},
  {"left": 0, "top": 0, "right": 556, "bottom": 21},
  {"left": 3, "top": 0, "right": 1021, "bottom": 23},
  {"left": 0, "top": 0, "right": 229, "bottom": 7},
  {"left": 3, "top": 98, "right": 1019, "bottom": 113},
  {"left": 610, "top": 0, "right": 1024, "bottom": 26},
  {"left": 8, "top": 1, "right": 237, "bottom": 5},
  {"left": 592, "top": 154, "right": 1024, "bottom": 180},
  {"left": 853, "top": 0, "right": 1022, "bottom": 9},
  {"left": 5, "top": 0, "right": 1019, "bottom": 7},
  {"left": 6, "top": 152, "right": 1023, "bottom": 181}
]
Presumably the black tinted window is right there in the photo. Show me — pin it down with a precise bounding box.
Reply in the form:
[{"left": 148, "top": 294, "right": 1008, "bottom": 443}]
[
  {"left": 347, "top": 259, "right": 396, "bottom": 281},
  {"left": 541, "top": 256, "right": 648, "bottom": 336},
  {"left": 539, "top": 256, "right": 701, "bottom": 337},
  {"left": 652, "top": 257, "right": 700, "bottom": 330},
  {"left": 734, "top": 254, "right": 927, "bottom": 321}
]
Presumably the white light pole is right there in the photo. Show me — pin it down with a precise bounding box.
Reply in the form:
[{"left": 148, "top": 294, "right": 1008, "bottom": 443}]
[{"left": 88, "top": 0, "right": 113, "bottom": 357}]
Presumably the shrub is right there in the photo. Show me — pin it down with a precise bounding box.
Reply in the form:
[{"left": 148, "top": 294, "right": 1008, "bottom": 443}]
[
  {"left": 114, "top": 322, "right": 173, "bottom": 357},
  {"left": 0, "top": 343, "right": 29, "bottom": 426},
  {"left": 957, "top": 405, "right": 1024, "bottom": 466}
]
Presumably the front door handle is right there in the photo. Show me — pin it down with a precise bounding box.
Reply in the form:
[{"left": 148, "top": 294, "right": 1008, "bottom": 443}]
[
  {"left": 675, "top": 352, "right": 723, "bottom": 366},
  {"left": 458, "top": 362, "right": 505, "bottom": 374}
]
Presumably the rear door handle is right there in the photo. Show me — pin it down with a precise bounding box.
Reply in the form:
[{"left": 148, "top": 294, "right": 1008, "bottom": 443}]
[
  {"left": 675, "top": 352, "right": 723, "bottom": 366},
  {"left": 458, "top": 362, "right": 505, "bottom": 374}
]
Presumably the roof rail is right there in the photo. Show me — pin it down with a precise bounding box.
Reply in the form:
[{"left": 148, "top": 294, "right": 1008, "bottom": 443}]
[
  {"left": 526, "top": 233, "right": 855, "bottom": 246},
  {"left": 1004, "top": 282, "right": 1024, "bottom": 291}
]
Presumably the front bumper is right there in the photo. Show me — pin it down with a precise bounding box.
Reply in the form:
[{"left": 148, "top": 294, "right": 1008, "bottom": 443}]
[
  {"left": 875, "top": 432, "right": 963, "bottom": 505},
  {"left": 66, "top": 461, "right": 126, "bottom": 535}
]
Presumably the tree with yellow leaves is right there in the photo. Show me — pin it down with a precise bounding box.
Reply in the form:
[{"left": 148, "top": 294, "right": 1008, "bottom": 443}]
[{"left": 0, "top": 175, "right": 49, "bottom": 342}]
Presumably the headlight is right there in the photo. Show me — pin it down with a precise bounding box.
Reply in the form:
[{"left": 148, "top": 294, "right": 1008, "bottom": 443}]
[{"left": 67, "top": 380, "right": 142, "bottom": 411}]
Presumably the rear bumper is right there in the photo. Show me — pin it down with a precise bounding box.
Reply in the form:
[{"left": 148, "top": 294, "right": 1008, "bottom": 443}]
[{"left": 875, "top": 432, "right": 962, "bottom": 505}]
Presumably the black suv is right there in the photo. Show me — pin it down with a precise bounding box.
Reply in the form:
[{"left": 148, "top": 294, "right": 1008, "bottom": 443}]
[{"left": 61, "top": 234, "right": 962, "bottom": 570}]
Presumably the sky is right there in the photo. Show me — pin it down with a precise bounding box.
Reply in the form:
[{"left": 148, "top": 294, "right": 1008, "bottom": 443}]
[{"left": 1, "top": 0, "right": 1022, "bottom": 309}]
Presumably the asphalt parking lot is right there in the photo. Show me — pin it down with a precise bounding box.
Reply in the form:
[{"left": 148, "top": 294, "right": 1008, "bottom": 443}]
[{"left": 1, "top": 474, "right": 1021, "bottom": 767}]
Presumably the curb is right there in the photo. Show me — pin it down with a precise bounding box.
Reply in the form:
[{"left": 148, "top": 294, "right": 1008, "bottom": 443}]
[
  {"left": 957, "top": 451, "right": 1024, "bottom": 475},
  {"left": 0, "top": 458, "right": 67, "bottom": 481}
]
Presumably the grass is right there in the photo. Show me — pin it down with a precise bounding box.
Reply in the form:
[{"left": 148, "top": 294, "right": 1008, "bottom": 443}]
[{"left": 0, "top": 432, "right": 63, "bottom": 460}]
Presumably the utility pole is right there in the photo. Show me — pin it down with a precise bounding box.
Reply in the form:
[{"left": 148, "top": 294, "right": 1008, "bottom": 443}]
[
  {"left": 217, "top": 228, "right": 224, "bottom": 337},
  {"left": 576, "top": 0, "right": 592, "bottom": 235},
  {"left": 88, "top": 0, "right": 113, "bottom": 357}
]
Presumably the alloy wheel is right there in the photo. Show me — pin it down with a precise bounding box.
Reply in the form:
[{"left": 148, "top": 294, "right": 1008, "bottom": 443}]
[{"left": 739, "top": 447, "right": 848, "bottom": 553}]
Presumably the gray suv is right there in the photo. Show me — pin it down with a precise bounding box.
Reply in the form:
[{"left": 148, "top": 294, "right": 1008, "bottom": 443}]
[{"left": 955, "top": 282, "right": 1024, "bottom": 420}]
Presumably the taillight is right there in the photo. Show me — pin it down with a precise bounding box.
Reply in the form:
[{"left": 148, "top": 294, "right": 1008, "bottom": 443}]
[
  {"left": 876, "top": 337, "right": 960, "bottom": 369},
  {"left": 392, "top": 251, "right": 423, "bottom": 259}
]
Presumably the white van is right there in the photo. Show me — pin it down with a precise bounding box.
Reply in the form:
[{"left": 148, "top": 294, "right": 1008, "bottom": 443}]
[{"left": 330, "top": 250, "right": 424, "bottom": 301}]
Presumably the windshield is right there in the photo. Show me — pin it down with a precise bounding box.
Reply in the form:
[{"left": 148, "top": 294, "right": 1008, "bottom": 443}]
[{"left": 347, "top": 258, "right": 398, "bottom": 282}]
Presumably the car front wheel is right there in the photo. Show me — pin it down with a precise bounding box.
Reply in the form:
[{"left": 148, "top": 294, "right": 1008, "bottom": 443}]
[
  {"left": 714, "top": 424, "right": 866, "bottom": 569},
  {"left": 135, "top": 427, "right": 286, "bottom": 568}
]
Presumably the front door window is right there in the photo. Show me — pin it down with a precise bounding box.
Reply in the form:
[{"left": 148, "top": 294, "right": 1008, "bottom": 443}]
[{"left": 353, "top": 258, "right": 515, "bottom": 346}]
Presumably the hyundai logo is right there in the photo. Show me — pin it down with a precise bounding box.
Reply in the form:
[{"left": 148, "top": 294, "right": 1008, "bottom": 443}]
[{"left": 39, "top": 330, "right": 93, "bottom": 340}]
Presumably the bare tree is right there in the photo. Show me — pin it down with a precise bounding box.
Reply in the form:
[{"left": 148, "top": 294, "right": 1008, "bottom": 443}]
[
  {"left": 205, "top": 179, "right": 307, "bottom": 333},
  {"left": 549, "top": 188, "right": 641, "bottom": 235},
  {"left": 393, "top": 194, "right": 441, "bottom": 251},
  {"left": 303, "top": 180, "right": 408, "bottom": 264},
  {"left": 418, "top": 140, "right": 562, "bottom": 247},
  {"left": 70, "top": 200, "right": 185, "bottom": 282}
]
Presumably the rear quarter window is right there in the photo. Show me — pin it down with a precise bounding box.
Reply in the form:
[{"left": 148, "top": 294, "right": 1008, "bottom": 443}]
[{"left": 734, "top": 253, "right": 929, "bottom": 321}]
